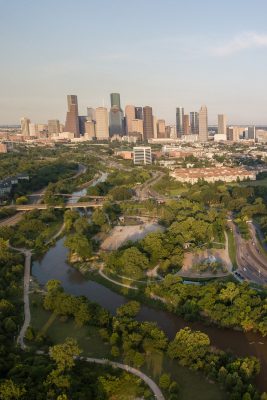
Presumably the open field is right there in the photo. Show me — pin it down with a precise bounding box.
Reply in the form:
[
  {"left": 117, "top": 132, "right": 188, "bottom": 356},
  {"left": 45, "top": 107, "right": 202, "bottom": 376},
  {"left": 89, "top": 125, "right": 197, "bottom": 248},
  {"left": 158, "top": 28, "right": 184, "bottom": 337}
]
[{"left": 101, "top": 223, "right": 164, "bottom": 251}]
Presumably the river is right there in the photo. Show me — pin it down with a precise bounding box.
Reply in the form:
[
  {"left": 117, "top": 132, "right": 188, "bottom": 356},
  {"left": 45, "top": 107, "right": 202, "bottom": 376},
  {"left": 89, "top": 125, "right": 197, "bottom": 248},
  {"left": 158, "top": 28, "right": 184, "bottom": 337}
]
[{"left": 31, "top": 172, "right": 267, "bottom": 392}]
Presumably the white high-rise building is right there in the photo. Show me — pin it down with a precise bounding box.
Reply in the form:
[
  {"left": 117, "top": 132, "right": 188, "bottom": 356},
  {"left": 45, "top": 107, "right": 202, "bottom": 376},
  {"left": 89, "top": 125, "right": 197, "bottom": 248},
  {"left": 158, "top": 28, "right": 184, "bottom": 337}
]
[
  {"left": 20, "top": 117, "right": 30, "bottom": 136},
  {"left": 218, "top": 114, "right": 227, "bottom": 136},
  {"left": 133, "top": 147, "right": 152, "bottom": 165},
  {"left": 95, "top": 107, "right": 109, "bottom": 139},
  {"left": 125, "top": 105, "right": 136, "bottom": 134},
  {"left": 198, "top": 106, "right": 208, "bottom": 142}
]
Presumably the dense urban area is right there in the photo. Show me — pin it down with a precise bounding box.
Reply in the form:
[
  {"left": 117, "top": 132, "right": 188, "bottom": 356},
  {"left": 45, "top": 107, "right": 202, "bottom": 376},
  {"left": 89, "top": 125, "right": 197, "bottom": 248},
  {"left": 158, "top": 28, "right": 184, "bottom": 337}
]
[{"left": 0, "top": 123, "right": 267, "bottom": 400}]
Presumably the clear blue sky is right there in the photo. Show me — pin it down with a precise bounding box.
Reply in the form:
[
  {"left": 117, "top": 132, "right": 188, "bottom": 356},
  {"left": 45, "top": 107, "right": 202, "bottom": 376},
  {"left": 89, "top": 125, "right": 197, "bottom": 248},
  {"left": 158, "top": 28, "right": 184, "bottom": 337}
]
[{"left": 1, "top": 0, "right": 267, "bottom": 125}]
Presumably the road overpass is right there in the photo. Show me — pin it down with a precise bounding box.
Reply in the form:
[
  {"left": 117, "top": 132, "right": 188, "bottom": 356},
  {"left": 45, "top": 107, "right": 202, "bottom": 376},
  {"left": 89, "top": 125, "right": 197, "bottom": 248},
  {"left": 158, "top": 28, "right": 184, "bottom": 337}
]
[{"left": 11, "top": 202, "right": 104, "bottom": 211}]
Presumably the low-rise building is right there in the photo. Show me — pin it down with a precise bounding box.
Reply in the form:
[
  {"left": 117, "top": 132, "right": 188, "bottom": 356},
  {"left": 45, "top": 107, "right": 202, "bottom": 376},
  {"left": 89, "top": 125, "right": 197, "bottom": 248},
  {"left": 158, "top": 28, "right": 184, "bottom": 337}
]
[{"left": 170, "top": 167, "right": 256, "bottom": 184}]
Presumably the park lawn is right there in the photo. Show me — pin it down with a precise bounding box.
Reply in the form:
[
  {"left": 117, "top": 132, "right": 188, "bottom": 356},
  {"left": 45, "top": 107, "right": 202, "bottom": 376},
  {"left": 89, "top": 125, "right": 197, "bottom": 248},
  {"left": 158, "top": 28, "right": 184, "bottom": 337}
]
[
  {"left": 30, "top": 293, "right": 111, "bottom": 358},
  {"left": 226, "top": 229, "right": 237, "bottom": 270},
  {"left": 142, "top": 353, "right": 225, "bottom": 400}
]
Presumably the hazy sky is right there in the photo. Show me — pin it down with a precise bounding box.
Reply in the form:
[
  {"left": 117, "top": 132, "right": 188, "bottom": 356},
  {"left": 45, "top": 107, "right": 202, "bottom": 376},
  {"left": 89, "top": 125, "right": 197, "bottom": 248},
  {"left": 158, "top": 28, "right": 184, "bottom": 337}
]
[{"left": 1, "top": 0, "right": 267, "bottom": 125}]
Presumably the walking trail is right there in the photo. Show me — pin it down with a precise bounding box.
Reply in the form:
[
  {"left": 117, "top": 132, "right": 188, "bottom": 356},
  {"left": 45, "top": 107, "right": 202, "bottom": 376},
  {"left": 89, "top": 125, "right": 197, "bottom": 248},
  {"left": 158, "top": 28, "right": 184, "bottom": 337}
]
[{"left": 85, "top": 357, "right": 165, "bottom": 400}]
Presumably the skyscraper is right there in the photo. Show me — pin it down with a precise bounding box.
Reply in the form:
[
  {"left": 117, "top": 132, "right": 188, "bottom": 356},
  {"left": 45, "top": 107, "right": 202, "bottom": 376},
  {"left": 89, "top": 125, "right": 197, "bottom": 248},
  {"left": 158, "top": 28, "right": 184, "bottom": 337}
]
[
  {"left": 248, "top": 126, "right": 256, "bottom": 140},
  {"left": 198, "top": 106, "right": 208, "bottom": 142},
  {"left": 153, "top": 116, "right": 157, "bottom": 139},
  {"left": 29, "top": 123, "right": 37, "bottom": 136},
  {"left": 143, "top": 106, "right": 154, "bottom": 140},
  {"left": 20, "top": 117, "right": 30, "bottom": 136},
  {"left": 110, "top": 93, "right": 121, "bottom": 109},
  {"left": 157, "top": 119, "right": 166, "bottom": 138},
  {"left": 48, "top": 119, "right": 60, "bottom": 135},
  {"left": 85, "top": 120, "right": 96, "bottom": 139},
  {"left": 109, "top": 106, "right": 124, "bottom": 136},
  {"left": 132, "top": 119, "right": 143, "bottom": 136},
  {"left": 87, "top": 107, "right": 96, "bottom": 122},
  {"left": 65, "top": 95, "right": 80, "bottom": 137},
  {"left": 78, "top": 116, "right": 88, "bottom": 136},
  {"left": 176, "top": 107, "right": 184, "bottom": 137},
  {"left": 183, "top": 115, "right": 190, "bottom": 135},
  {"left": 190, "top": 112, "right": 199, "bottom": 134},
  {"left": 135, "top": 107, "right": 143, "bottom": 120},
  {"left": 218, "top": 114, "right": 227, "bottom": 135},
  {"left": 125, "top": 105, "right": 136, "bottom": 134},
  {"left": 95, "top": 107, "right": 109, "bottom": 139}
]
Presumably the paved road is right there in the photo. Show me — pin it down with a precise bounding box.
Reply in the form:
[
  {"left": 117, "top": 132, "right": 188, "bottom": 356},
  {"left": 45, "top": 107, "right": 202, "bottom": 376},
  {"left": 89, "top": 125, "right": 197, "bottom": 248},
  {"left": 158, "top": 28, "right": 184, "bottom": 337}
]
[
  {"left": 9, "top": 247, "right": 32, "bottom": 349},
  {"left": 0, "top": 212, "right": 24, "bottom": 227},
  {"left": 228, "top": 219, "right": 267, "bottom": 284},
  {"left": 134, "top": 171, "right": 166, "bottom": 202},
  {"left": 85, "top": 357, "right": 165, "bottom": 400}
]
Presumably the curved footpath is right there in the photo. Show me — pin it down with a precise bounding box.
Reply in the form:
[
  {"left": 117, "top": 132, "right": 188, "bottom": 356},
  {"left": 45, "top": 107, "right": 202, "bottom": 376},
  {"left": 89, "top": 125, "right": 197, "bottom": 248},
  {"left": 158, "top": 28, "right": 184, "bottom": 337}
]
[
  {"left": 9, "top": 246, "right": 32, "bottom": 350},
  {"left": 84, "top": 357, "right": 165, "bottom": 400},
  {"left": 99, "top": 264, "right": 138, "bottom": 290},
  {"left": 14, "top": 222, "right": 66, "bottom": 349}
]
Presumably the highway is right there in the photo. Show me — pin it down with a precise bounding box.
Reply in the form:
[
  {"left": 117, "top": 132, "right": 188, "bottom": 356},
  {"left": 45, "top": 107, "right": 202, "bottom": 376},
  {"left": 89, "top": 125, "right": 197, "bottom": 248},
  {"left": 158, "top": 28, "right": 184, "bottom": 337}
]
[
  {"left": 134, "top": 171, "right": 166, "bottom": 201},
  {"left": 228, "top": 219, "right": 267, "bottom": 285}
]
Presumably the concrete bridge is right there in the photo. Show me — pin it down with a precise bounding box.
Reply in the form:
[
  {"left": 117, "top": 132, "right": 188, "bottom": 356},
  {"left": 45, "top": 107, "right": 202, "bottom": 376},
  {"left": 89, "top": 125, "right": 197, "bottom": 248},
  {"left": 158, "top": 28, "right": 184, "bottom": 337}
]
[{"left": 12, "top": 202, "right": 104, "bottom": 211}]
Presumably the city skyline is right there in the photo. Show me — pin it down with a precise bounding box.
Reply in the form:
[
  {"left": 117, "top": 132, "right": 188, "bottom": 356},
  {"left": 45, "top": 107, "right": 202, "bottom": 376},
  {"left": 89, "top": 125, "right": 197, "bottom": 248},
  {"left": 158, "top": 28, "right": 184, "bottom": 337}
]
[{"left": 1, "top": 0, "right": 267, "bottom": 124}]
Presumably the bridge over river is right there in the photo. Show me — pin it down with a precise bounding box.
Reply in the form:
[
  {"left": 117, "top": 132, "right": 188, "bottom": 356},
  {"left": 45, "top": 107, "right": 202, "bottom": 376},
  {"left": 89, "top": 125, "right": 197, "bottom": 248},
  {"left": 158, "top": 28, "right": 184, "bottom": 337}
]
[{"left": 11, "top": 201, "right": 104, "bottom": 211}]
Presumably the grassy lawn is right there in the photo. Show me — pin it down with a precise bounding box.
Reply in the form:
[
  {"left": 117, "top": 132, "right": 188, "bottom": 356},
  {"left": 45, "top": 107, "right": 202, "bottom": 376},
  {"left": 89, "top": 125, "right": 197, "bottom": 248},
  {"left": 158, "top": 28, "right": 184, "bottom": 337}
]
[
  {"left": 226, "top": 229, "right": 237, "bottom": 270},
  {"left": 30, "top": 292, "right": 225, "bottom": 400},
  {"left": 30, "top": 293, "right": 111, "bottom": 358},
  {"left": 142, "top": 354, "right": 225, "bottom": 400}
]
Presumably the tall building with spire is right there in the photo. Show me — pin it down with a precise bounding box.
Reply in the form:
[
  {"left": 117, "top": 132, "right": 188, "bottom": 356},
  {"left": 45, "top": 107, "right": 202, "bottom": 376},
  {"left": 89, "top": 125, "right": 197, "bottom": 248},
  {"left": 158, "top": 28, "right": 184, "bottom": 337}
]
[
  {"left": 65, "top": 95, "right": 80, "bottom": 137},
  {"left": 176, "top": 107, "right": 184, "bottom": 137},
  {"left": 143, "top": 106, "right": 154, "bottom": 140},
  {"left": 198, "top": 105, "right": 208, "bottom": 142}
]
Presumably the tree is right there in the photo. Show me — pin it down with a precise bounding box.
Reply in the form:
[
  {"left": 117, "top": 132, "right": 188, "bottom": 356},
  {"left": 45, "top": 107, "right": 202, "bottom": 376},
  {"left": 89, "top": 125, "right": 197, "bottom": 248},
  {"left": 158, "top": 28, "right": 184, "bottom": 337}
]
[
  {"left": 116, "top": 301, "right": 141, "bottom": 318},
  {"left": 0, "top": 379, "right": 26, "bottom": 400},
  {"left": 168, "top": 327, "right": 210, "bottom": 369},
  {"left": 159, "top": 374, "right": 171, "bottom": 390},
  {"left": 49, "top": 338, "right": 82, "bottom": 372},
  {"left": 64, "top": 234, "right": 92, "bottom": 260},
  {"left": 219, "top": 282, "right": 239, "bottom": 304}
]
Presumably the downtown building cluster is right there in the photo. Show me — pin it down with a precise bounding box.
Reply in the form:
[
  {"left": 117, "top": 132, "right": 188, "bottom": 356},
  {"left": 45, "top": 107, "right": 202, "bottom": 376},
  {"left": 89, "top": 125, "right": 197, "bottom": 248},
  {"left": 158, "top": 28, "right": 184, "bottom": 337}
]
[
  {"left": 14, "top": 93, "right": 266, "bottom": 144},
  {"left": 18, "top": 93, "right": 210, "bottom": 142}
]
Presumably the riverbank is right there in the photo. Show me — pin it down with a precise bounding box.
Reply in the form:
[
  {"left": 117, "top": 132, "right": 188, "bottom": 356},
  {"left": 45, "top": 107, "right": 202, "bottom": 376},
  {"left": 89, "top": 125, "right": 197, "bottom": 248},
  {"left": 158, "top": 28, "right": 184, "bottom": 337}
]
[
  {"left": 31, "top": 236, "right": 267, "bottom": 392},
  {"left": 28, "top": 291, "right": 224, "bottom": 400}
]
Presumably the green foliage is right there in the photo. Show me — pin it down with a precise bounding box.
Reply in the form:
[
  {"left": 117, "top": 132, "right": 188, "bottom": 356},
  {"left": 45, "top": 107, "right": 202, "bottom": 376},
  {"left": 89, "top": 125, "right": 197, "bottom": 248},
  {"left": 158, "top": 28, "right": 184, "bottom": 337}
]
[
  {"left": 159, "top": 373, "right": 171, "bottom": 389},
  {"left": 0, "top": 379, "right": 26, "bottom": 400},
  {"left": 168, "top": 328, "right": 210, "bottom": 369},
  {"left": 148, "top": 276, "right": 267, "bottom": 335},
  {"left": 64, "top": 233, "right": 92, "bottom": 261}
]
